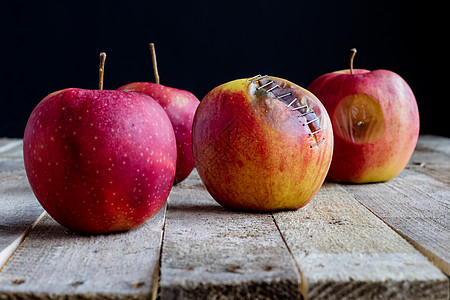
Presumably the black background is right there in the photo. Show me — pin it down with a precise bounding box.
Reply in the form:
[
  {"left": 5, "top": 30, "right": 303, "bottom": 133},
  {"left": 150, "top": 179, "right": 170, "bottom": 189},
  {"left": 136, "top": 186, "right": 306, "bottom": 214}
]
[{"left": 0, "top": 1, "right": 447, "bottom": 138}]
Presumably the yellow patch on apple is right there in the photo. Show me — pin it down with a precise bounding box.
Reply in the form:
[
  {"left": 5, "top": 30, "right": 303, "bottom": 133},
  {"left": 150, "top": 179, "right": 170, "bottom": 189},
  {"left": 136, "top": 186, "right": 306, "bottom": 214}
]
[{"left": 333, "top": 93, "right": 385, "bottom": 143}]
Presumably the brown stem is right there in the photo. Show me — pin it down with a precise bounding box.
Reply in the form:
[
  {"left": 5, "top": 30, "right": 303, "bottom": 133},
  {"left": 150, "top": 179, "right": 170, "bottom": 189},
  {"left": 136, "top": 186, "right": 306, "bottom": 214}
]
[
  {"left": 350, "top": 48, "right": 357, "bottom": 75},
  {"left": 99, "top": 52, "right": 107, "bottom": 90},
  {"left": 149, "top": 43, "right": 160, "bottom": 84}
]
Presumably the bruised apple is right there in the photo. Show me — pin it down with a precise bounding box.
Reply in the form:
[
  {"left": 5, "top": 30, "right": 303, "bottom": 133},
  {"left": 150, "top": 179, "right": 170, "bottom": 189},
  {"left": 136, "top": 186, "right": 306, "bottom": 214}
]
[
  {"left": 23, "top": 53, "right": 177, "bottom": 234},
  {"left": 308, "top": 49, "right": 420, "bottom": 183},
  {"left": 192, "top": 75, "right": 333, "bottom": 211}
]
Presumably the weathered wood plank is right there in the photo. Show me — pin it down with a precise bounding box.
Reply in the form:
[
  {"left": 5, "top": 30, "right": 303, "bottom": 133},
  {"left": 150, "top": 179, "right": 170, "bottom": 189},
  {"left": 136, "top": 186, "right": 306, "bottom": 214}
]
[
  {"left": 0, "top": 139, "right": 39, "bottom": 267},
  {"left": 416, "top": 135, "right": 450, "bottom": 156},
  {"left": 0, "top": 204, "right": 167, "bottom": 299},
  {"left": 0, "top": 139, "right": 22, "bottom": 158},
  {"left": 0, "top": 169, "right": 44, "bottom": 270},
  {"left": 1, "top": 136, "right": 449, "bottom": 299},
  {"left": 407, "top": 136, "right": 450, "bottom": 185},
  {"left": 0, "top": 139, "right": 24, "bottom": 173},
  {"left": 342, "top": 169, "right": 450, "bottom": 278},
  {"left": 407, "top": 149, "right": 450, "bottom": 185},
  {"left": 273, "top": 182, "right": 449, "bottom": 300},
  {"left": 0, "top": 139, "right": 22, "bottom": 153},
  {"left": 159, "top": 170, "right": 301, "bottom": 300}
]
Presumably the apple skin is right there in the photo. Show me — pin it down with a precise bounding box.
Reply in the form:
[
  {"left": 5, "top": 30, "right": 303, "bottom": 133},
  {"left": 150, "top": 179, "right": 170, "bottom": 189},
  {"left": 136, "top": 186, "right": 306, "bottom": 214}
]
[
  {"left": 118, "top": 82, "right": 200, "bottom": 184},
  {"left": 192, "top": 76, "right": 333, "bottom": 211},
  {"left": 23, "top": 88, "right": 177, "bottom": 234},
  {"left": 307, "top": 69, "right": 420, "bottom": 183}
]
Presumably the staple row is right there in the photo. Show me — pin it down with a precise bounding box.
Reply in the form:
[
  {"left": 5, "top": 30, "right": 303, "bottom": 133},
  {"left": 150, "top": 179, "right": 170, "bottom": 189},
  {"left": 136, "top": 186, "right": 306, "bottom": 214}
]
[{"left": 247, "top": 75, "right": 326, "bottom": 148}]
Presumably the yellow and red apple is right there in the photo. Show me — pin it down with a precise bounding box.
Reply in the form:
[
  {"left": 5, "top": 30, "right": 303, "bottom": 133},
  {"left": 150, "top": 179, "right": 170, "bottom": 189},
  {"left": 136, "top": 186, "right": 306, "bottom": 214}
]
[
  {"left": 307, "top": 49, "right": 420, "bottom": 183},
  {"left": 192, "top": 75, "right": 333, "bottom": 211}
]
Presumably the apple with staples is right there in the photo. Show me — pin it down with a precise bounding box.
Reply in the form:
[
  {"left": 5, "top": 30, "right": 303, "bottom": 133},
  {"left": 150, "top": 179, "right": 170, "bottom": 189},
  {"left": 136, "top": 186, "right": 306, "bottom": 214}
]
[
  {"left": 118, "top": 43, "right": 200, "bottom": 184},
  {"left": 307, "top": 48, "right": 420, "bottom": 183},
  {"left": 23, "top": 53, "right": 177, "bottom": 234},
  {"left": 192, "top": 75, "right": 333, "bottom": 211}
]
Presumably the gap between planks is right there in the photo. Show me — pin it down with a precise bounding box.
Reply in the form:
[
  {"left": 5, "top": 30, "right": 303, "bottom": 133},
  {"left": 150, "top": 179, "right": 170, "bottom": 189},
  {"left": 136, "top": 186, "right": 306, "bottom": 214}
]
[
  {"left": 160, "top": 175, "right": 301, "bottom": 300},
  {"left": 270, "top": 214, "right": 306, "bottom": 299},
  {"left": 154, "top": 200, "right": 169, "bottom": 300},
  {"left": 0, "top": 168, "right": 45, "bottom": 272},
  {"left": 161, "top": 169, "right": 448, "bottom": 300},
  {"left": 0, "top": 205, "right": 167, "bottom": 300},
  {"left": 1, "top": 136, "right": 449, "bottom": 299},
  {"left": 272, "top": 181, "right": 448, "bottom": 300},
  {"left": 0, "top": 137, "right": 166, "bottom": 299},
  {"left": 1, "top": 168, "right": 447, "bottom": 300},
  {"left": 0, "top": 212, "right": 46, "bottom": 271},
  {"left": 342, "top": 169, "right": 450, "bottom": 277}
]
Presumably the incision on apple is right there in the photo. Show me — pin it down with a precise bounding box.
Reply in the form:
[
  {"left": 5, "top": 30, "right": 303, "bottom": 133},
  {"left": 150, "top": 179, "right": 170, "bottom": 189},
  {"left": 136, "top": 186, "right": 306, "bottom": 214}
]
[
  {"left": 118, "top": 43, "right": 200, "bottom": 184},
  {"left": 23, "top": 52, "right": 177, "bottom": 234},
  {"left": 192, "top": 75, "right": 333, "bottom": 211},
  {"left": 308, "top": 48, "right": 420, "bottom": 183}
]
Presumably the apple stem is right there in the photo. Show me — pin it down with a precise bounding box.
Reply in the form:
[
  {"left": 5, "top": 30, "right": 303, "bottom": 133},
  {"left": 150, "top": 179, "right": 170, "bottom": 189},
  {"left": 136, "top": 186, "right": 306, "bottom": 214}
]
[
  {"left": 350, "top": 48, "right": 357, "bottom": 75},
  {"left": 99, "top": 52, "right": 107, "bottom": 90},
  {"left": 149, "top": 43, "right": 160, "bottom": 84}
]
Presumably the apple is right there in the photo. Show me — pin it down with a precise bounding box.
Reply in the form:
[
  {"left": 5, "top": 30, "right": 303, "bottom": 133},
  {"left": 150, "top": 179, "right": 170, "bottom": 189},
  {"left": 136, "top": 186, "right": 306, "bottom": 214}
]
[
  {"left": 191, "top": 75, "right": 333, "bottom": 211},
  {"left": 118, "top": 43, "right": 200, "bottom": 184},
  {"left": 23, "top": 52, "right": 177, "bottom": 234},
  {"left": 307, "top": 48, "right": 420, "bottom": 183}
]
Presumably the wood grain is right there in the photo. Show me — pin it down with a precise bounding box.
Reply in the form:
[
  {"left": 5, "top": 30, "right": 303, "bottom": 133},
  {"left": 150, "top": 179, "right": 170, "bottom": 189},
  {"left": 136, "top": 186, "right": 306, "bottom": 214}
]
[
  {"left": 0, "top": 168, "right": 44, "bottom": 270},
  {"left": 0, "top": 139, "right": 22, "bottom": 155},
  {"left": 416, "top": 135, "right": 450, "bottom": 156},
  {"left": 0, "top": 139, "right": 25, "bottom": 173},
  {"left": 159, "top": 171, "right": 301, "bottom": 300},
  {"left": 1, "top": 136, "right": 449, "bottom": 299},
  {"left": 407, "top": 135, "right": 450, "bottom": 185},
  {"left": 274, "top": 182, "right": 449, "bottom": 300},
  {"left": 0, "top": 205, "right": 167, "bottom": 299},
  {"left": 342, "top": 169, "right": 450, "bottom": 277}
]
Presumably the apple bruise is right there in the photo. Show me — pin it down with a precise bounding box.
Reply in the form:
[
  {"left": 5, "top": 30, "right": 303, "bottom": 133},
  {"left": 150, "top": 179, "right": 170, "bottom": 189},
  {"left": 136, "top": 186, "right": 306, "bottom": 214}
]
[
  {"left": 333, "top": 93, "right": 385, "bottom": 144},
  {"left": 249, "top": 76, "right": 326, "bottom": 148}
]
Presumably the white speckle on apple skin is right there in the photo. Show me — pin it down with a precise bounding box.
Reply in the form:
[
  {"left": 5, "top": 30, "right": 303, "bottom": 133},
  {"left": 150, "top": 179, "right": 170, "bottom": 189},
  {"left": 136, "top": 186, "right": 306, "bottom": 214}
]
[
  {"left": 23, "top": 88, "right": 177, "bottom": 234},
  {"left": 117, "top": 82, "right": 200, "bottom": 184}
]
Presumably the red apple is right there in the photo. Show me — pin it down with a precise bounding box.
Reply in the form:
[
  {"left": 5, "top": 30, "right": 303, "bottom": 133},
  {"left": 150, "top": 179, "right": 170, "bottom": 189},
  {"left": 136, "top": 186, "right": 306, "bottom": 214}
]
[
  {"left": 23, "top": 53, "right": 177, "bottom": 234},
  {"left": 118, "top": 43, "right": 200, "bottom": 184},
  {"left": 307, "top": 49, "right": 420, "bottom": 183},
  {"left": 192, "top": 75, "right": 333, "bottom": 211}
]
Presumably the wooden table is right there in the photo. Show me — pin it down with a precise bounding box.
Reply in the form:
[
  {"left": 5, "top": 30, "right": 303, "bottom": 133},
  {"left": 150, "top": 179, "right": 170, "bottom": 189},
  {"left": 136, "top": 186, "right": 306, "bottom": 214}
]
[{"left": 0, "top": 135, "right": 449, "bottom": 299}]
